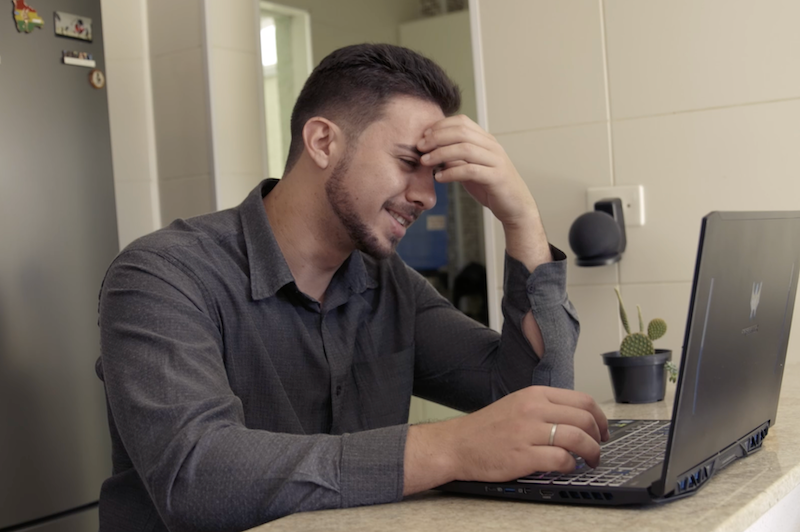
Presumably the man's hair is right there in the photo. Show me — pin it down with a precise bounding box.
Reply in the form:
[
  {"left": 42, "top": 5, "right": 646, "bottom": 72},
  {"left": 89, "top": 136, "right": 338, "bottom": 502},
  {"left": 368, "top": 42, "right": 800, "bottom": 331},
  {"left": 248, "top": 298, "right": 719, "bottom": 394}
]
[{"left": 284, "top": 43, "right": 461, "bottom": 173}]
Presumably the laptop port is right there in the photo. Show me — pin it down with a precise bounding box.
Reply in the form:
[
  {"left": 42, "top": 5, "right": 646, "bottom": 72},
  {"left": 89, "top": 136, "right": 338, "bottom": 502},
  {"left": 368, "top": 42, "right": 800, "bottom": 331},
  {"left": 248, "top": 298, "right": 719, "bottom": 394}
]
[{"left": 539, "top": 490, "right": 555, "bottom": 500}]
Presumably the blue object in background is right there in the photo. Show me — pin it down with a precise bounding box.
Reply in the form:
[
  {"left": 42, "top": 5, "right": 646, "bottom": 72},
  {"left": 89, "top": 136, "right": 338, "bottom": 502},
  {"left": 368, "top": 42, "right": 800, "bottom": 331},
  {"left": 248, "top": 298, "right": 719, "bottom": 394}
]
[{"left": 395, "top": 180, "right": 449, "bottom": 271}]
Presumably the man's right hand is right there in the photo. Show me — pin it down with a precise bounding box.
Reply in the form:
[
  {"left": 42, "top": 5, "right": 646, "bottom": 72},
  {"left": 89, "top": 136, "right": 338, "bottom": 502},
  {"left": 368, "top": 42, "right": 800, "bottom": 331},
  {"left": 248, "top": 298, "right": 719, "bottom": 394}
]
[{"left": 402, "top": 387, "right": 610, "bottom": 495}]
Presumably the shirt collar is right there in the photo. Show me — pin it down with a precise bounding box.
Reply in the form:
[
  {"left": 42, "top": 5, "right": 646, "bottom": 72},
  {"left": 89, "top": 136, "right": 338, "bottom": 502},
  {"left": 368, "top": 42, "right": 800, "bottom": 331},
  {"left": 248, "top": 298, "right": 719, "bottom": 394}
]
[{"left": 240, "top": 179, "right": 377, "bottom": 301}]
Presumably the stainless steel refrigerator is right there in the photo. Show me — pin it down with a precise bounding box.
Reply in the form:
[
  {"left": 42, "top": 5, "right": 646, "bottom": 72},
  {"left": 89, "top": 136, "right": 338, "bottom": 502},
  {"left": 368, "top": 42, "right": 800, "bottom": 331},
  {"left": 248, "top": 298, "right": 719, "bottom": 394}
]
[{"left": 1, "top": 0, "right": 116, "bottom": 529}]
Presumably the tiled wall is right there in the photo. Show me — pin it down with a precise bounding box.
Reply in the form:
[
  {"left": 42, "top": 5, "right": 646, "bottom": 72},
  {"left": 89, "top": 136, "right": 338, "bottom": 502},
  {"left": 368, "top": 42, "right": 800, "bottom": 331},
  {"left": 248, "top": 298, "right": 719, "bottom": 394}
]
[
  {"left": 476, "top": 0, "right": 800, "bottom": 401},
  {"left": 205, "top": 0, "right": 266, "bottom": 210},
  {"left": 101, "top": 0, "right": 160, "bottom": 249},
  {"left": 148, "top": 0, "right": 215, "bottom": 224},
  {"left": 102, "top": 0, "right": 215, "bottom": 244}
]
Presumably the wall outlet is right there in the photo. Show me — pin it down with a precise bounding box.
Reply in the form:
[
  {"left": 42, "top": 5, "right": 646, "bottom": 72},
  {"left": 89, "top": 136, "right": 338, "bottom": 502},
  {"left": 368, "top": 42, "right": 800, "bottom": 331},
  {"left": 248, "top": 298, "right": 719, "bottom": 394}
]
[{"left": 586, "top": 185, "right": 645, "bottom": 227}]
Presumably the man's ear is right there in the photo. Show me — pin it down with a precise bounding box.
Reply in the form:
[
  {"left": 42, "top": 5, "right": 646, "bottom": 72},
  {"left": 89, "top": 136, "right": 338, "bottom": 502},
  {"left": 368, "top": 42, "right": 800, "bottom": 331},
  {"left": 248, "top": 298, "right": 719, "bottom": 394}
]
[{"left": 302, "top": 117, "right": 344, "bottom": 170}]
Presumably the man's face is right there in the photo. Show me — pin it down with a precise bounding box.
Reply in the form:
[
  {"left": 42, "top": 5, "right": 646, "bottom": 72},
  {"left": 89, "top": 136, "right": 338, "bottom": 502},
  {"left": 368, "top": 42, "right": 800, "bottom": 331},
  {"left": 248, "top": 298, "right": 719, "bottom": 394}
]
[{"left": 325, "top": 96, "right": 444, "bottom": 260}]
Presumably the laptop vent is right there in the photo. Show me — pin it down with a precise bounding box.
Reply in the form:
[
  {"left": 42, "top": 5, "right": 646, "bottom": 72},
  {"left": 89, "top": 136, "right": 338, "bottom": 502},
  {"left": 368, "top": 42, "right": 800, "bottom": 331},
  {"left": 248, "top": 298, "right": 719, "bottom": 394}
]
[
  {"left": 676, "top": 460, "right": 716, "bottom": 495},
  {"left": 744, "top": 426, "right": 769, "bottom": 453},
  {"left": 558, "top": 490, "right": 613, "bottom": 502}
]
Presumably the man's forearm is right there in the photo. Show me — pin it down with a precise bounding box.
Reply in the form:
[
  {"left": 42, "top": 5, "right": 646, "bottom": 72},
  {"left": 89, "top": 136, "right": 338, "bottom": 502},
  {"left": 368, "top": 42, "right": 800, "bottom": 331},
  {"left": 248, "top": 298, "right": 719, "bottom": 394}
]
[
  {"left": 502, "top": 209, "right": 552, "bottom": 356},
  {"left": 403, "top": 422, "right": 457, "bottom": 495},
  {"left": 502, "top": 210, "right": 552, "bottom": 273}
]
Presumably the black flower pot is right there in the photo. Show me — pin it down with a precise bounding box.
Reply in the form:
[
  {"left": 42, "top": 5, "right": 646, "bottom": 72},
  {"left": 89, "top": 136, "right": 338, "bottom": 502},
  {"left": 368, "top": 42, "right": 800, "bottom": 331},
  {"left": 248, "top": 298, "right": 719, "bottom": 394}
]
[{"left": 601, "top": 349, "right": 672, "bottom": 404}]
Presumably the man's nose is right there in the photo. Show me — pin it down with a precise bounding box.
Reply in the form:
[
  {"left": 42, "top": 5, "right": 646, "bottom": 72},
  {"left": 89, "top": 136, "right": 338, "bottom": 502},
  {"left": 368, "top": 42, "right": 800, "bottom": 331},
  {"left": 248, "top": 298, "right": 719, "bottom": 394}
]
[{"left": 406, "top": 168, "right": 437, "bottom": 211}]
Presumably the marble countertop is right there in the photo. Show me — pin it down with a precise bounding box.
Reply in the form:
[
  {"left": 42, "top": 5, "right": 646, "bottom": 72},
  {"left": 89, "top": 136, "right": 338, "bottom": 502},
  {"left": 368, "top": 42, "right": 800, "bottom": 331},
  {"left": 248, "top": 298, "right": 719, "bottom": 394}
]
[{"left": 252, "top": 362, "right": 800, "bottom": 532}]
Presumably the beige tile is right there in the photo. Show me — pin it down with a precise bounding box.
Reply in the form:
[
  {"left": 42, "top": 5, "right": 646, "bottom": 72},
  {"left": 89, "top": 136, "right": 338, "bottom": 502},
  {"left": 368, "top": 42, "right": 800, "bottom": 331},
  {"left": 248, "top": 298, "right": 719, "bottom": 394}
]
[
  {"left": 159, "top": 175, "right": 215, "bottom": 225},
  {"left": 101, "top": 0, "right": 147, "bottom": 60},
  {"left": 114, "top": 180, "right": 160, "bottom": 249},
  {"left": 150, "top": 49, "right": 211, "bottom": 180},
  {"left": 207, "top": 0, "right": 259, "bottom": 53},
  {"left": 495, "top": 123, "right": 618, "bottom": 287},
  {"left": 147, "top": 0, "right": 203, "bottom": 56},
  {"left": 209, "top": 49, "right": 265, "bottom": 176},
  {"left": 479, "top": 0, "right": 608, "bottom": 133},
  {"left": 613, "top": 100, "right": 800, "bottom": 285},
  {"left": 604, "top": 0, "right": 800, "bottom": 119},
  {"left": 214, "top": 172, "right": 263, "bottom": 211},
  {"left": 106, "top": 58, "right": 155, "bottom": 183},
  {"left": 399, "top": 11, "right": 477, "bottom": 122},
  {"left": 568, "top": 284, "right": 622, "bottom": 402}
]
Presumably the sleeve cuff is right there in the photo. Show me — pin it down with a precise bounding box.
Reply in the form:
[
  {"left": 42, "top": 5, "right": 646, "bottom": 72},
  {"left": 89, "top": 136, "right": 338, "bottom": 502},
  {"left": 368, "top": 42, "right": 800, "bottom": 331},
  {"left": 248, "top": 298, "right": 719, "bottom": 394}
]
[
  {"left": 501, "top": 245, "right": 578, "bottom": 389},
  {"left": 340, "top": 424, "right": 408, "bottom": 508},
  {"left": 503, "top": 244, "right": 569, "bottom": 313}
]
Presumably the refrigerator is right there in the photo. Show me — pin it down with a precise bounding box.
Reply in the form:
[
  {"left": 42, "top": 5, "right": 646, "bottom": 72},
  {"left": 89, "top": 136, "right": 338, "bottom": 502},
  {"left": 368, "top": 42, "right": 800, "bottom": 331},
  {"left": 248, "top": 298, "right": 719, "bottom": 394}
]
[{"left": 0, "top": 0, "right": 116, "bottom": 529}]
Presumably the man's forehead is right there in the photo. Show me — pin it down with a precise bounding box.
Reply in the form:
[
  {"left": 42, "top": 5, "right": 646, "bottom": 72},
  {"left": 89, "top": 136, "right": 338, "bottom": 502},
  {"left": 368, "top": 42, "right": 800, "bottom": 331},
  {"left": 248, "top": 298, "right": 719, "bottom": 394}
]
[{"left": 372, "top": 96, "right": 444, "bottom": 136}]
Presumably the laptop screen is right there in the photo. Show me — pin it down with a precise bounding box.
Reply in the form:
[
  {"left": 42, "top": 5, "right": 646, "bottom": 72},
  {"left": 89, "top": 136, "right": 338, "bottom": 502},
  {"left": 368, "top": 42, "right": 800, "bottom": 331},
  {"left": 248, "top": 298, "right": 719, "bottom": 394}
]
[{"left": 662, "top": 212, "right": 800, "bottom": 497}]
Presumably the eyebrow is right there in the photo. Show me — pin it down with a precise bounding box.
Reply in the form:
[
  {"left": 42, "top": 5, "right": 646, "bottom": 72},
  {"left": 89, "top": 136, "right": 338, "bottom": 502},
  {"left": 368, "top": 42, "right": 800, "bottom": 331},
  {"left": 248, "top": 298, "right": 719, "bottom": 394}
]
[{"left": 395, "top": 144, "right": 425, "bottom": 158}]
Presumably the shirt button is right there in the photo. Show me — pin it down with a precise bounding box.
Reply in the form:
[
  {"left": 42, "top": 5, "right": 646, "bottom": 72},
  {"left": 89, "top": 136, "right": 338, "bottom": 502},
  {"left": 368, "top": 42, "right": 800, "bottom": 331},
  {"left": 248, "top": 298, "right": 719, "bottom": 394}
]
[{"left": 335, "top": 385, "right": 343, "bottom": 396}]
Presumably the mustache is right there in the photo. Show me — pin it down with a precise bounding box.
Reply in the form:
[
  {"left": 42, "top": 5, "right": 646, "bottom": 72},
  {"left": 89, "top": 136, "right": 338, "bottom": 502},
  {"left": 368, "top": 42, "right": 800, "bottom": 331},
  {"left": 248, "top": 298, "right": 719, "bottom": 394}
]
[{"left": 383, "top": 201, "right": 424, "bottom": 224}]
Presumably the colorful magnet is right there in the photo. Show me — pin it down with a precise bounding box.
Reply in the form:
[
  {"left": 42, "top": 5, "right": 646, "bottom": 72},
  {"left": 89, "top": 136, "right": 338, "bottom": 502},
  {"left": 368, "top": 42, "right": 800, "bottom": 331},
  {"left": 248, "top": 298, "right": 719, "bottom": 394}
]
[
  {"left": 54, "top": 11, "right": 92, "bottom": 42},
  {"left": 12, "top": 0, "right": 44, "bottom": 33},
  {"left": 62, "top": 50, "right": 95, "bottom": 68},
  {"left": 89, "top": 68, "right": 105, "bottom": 89}
]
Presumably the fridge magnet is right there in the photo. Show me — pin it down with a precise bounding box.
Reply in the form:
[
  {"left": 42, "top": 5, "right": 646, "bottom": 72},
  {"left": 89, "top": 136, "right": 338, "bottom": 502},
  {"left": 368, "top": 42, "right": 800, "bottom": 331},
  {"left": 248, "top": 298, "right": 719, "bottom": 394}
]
[
  {"left": 12, "top": 0, "right": 44, "bottom": 33},
  {"left": 54, "top": 11, "right": 92, "bottom": 42},
  {"left": 88, "top": 68, "right": 105, "bottom": 89},
  {"left": 62, "top": 50, "right": 95, "bottom": 68}
]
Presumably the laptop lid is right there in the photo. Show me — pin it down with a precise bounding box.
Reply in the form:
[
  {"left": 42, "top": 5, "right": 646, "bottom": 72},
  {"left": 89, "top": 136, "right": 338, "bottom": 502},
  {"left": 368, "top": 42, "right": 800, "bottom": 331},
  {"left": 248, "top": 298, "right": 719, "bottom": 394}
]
[{"left": 656, "top": 211, "right": 800, "bottom": 499}]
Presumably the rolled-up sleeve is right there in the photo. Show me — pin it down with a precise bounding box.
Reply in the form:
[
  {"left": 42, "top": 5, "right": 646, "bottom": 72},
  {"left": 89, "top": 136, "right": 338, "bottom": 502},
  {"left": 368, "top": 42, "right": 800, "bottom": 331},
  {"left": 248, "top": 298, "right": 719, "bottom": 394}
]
[
  {"left": 501, "top": 245, "right": 579, "bottom": 389},
  {"left": 411, "top": 245, "right": 579, "bottom": 413}
]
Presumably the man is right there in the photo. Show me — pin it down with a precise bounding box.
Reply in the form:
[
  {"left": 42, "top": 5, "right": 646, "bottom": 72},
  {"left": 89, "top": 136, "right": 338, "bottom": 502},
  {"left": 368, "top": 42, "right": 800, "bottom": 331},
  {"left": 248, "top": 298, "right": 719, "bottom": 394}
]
[{"left": 96, "top": 44, "right": 608, "bottom": 531}]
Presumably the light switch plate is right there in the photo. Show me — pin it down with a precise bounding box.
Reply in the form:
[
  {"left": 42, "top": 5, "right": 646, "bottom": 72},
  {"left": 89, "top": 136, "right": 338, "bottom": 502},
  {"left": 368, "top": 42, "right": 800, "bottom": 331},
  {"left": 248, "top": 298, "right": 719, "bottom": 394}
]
[{"left": 586, "top": 185, "right": 645, "bottom": 227}]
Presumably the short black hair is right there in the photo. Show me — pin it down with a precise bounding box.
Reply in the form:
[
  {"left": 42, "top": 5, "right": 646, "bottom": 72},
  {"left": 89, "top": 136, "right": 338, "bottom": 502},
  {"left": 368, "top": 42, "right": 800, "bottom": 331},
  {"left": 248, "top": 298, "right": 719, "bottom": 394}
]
[{"left": 284, "top": 43, "right": 461, "bottom": 173}]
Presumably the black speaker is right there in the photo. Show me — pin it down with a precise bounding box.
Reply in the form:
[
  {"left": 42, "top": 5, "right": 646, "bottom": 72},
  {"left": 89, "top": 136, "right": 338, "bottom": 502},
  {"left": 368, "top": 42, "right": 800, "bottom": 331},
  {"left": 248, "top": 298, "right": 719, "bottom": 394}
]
[{"left": 568, "top": 198, "right": 627, "bottom": 267}]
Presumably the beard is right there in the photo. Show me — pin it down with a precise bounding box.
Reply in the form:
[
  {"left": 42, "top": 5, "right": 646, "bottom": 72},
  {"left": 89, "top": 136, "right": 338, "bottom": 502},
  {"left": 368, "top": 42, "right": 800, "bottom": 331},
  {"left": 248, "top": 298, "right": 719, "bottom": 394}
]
[{"left": 325, "top": 152, "right": 399, "bottom": 260}]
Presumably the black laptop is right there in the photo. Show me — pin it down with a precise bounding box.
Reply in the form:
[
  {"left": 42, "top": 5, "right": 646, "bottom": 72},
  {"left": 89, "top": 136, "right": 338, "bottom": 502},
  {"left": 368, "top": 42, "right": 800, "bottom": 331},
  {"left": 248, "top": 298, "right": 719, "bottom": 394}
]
[{"left": 438, "top": 211, "right": 800, "bottom": 505}]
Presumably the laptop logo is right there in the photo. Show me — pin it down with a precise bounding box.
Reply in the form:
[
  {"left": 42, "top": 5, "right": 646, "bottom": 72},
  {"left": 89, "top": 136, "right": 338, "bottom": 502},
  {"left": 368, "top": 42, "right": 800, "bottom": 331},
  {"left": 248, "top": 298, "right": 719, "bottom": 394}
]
[{"left": 750, "top": 282, "right": 763, "bottom": 319}]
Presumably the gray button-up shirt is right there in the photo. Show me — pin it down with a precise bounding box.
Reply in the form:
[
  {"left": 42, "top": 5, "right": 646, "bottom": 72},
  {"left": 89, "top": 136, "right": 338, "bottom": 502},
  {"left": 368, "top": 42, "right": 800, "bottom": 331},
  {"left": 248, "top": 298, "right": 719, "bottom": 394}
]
[{"left": 96, "top": 179, "right": 579, "bottom": 532}]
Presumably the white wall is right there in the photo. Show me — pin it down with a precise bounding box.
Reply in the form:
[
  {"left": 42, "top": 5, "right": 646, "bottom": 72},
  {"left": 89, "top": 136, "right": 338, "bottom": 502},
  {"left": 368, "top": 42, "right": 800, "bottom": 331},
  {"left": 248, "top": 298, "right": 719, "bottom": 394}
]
[
  {"left": 101, "top": 0, "right": 160, "bottom": 249},
  {"left": 475, "top": 0, "right": 800, "bottom": 401},
  {"left": 148, "top": 0, "right": 216, "bottom": 222}
]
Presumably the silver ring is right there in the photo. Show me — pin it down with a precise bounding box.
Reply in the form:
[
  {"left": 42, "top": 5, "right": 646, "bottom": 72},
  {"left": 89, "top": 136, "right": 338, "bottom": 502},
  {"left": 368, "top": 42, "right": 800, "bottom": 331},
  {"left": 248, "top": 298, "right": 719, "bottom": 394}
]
[{"left": 548, "top": 423, "right": 558, "bottom": 446}]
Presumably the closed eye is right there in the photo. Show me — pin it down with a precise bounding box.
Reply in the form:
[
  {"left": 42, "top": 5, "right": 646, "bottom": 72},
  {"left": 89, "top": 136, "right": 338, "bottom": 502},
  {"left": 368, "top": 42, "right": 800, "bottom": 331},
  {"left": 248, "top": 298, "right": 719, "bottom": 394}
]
[{"left": 400, "top": 158, "right": 420, "bottom": 170}]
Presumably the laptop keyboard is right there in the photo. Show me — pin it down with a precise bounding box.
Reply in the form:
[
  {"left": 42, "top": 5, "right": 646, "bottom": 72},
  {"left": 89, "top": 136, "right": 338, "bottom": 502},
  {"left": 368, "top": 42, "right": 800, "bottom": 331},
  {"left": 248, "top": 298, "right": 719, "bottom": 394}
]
[{"left": 518, "top": 420, "right": 670, "bottom": 488}]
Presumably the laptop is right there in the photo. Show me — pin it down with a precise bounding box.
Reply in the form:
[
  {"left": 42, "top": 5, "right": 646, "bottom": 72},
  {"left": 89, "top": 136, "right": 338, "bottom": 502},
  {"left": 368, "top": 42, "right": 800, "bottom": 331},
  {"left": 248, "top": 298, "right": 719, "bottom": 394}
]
[{"left": 438, "top": 211, "right": 800, "bottom": 505}]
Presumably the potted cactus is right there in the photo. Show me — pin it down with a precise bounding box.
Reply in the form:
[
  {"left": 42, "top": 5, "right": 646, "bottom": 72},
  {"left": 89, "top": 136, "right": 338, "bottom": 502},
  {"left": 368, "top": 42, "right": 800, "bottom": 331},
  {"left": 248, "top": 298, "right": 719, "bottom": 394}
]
[{"left": 601, "top": 288, "right": 678, "bottom": 403}]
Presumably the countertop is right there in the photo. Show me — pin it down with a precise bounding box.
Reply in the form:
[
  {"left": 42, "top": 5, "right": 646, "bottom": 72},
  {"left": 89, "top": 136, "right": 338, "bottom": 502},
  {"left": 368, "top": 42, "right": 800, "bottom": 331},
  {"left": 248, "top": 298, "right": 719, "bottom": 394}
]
[{"left": 252, "top": 362, "right": 800, "bottom": 532}]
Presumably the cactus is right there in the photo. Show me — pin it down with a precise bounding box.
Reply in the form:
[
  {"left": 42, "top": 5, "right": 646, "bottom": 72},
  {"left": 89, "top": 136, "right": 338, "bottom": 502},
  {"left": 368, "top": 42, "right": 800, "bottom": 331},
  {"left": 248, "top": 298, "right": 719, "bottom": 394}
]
[
  {"left": 615, "top": 289, "right": 668, "bottom": 358},
  {"left": 615, "top": 287, "right": 630, "bottom": 335}
]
